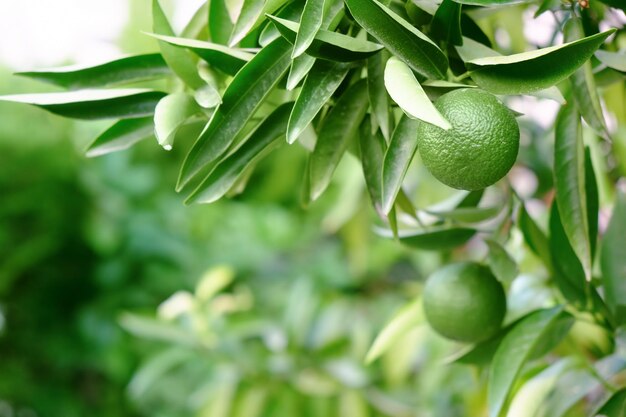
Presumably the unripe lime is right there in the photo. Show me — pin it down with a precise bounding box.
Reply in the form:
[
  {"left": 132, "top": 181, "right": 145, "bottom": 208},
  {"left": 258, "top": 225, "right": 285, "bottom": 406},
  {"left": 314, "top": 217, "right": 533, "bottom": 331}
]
[{"left": 416, "top": 88, "right": 520, "bottom": 191}]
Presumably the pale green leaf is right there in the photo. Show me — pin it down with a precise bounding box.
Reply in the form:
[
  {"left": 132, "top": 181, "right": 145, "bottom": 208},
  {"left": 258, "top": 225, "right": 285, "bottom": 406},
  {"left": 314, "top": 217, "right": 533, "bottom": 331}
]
[
  {"left": 154, "top": 93, "right": 203, "bottom": 150},
  {"left": 600, "top": 190, "right": 626, "bottom": 324},
  {"left": 595, "top": 49, "right": 626, "bottom": 72},
  {"left": 376, "top": 226, "right": 476, "bottom": 250},
  {"left": 86, "top": 117, "right": 154, "bottom": 157},
  {"left": 367, "top": 50, "right": 391, "bottom": 141},
  {"left": 293, "top": 0, "right": 325, "bottom": 57}
]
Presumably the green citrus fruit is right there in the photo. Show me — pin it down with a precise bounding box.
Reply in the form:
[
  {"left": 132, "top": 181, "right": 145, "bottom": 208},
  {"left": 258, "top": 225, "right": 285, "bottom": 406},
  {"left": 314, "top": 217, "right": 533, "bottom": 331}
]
[
  {"left": 416, "top": 88, "right": 520, "bottom": 191},
  {"left": 422, "top": 262, "right": 506, "bottom": 343}
]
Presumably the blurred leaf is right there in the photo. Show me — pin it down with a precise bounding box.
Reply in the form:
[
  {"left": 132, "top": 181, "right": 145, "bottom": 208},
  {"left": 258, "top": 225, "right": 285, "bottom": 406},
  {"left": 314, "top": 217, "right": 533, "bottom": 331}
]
[
  {"left": 344, "top": 0, "right": 448, "bottom": 79},
  {"left": 488, "top": 307, "right": 571, "bottom": 417},
  {"left": 485, "top": 238, "right": 518, "bottom": 284},
  {"left": 268, "top": 15, "right": 384, "bottom": 61},
  {"left": 381, "top": 115, "right": 420, "bottom": 214},
  {"left": 376, "top": 226, "right": 476, "bottom": 250},
  {"left": 309, "top": 79, "right": 369, "bottom": 201},
  {"left": 0, "top": 89, "right": 166, "bottom": 120},
  {"left": 196, "top": 266, "right": 236, "bottom": 302},
  {"left": 86, "top": 117, "right": 154, "bottom": 157},
  {"left": 16, "top": 54, "right": 170, "bottom": 90},
  {"left": 292, "top": 0, "right": 325, "bottom": 57},
  {"left": 367, "top": 50, "right": 391, "bottom": 141},
  {"left": 186, "top": 102, "right": 293, "bottom": 204},
  {"left": 518, "top": 202, "right": 553, "bottom": 271},
  {"left": 209, "top": 0, "right": 234, "bottom": 44},
  {"left": 430, "top": 0, "right": 462, "bottom": 46},
  {"left": 564, "top": 18, "right": 609, "bottom": 139},
  {"left": 128, "top": 348, "right": 194, "bottom": 399},
  {"left": 426, "top": 205, "right": 501, "bottom": 223},
  {"left": 595, "top": 50, "right": 626, "bottom": 72},
  {"left": 154, "top": 92, "right": 203, "bottom": 150},
  {"left": 287, "top": 60, "right": 350, "bottom": 144},
  {"left": 365, "top": 298, "right": 423, "bottom": 364},
  {"left": 466, "top": 30, "right": 616, "bottom": 94},
  {"left": 286, "top": 54, "right": 316, "bottom": 90},
  {"left": 359, "top": 119, "right": 386, "bottom": 210},
  {"left": 384, "top": 57, "right": 450, "bottom": 129},
  {"left": 600, "top": 190, "right": 626, "bottom": 324},
  {"left": 554, "top": 101, "right": 592, "bottom": 280},
  {"left": 178, "top": 37, "right": 292, "bottom": 189},
  {"left": 146, "top": 33, "right": 253, "bottom": 76},
  {"left": 153, "top": 0, "right": 205, "bottom": 89},
  {"left": 119, "top": 313, "right": 199, "bottom": 346},
  {"left": 454, "top": 0, "right": 532, "bottom": 3},
  {"left": 592, "top": 388, "right": 626, "bottom": 417}
]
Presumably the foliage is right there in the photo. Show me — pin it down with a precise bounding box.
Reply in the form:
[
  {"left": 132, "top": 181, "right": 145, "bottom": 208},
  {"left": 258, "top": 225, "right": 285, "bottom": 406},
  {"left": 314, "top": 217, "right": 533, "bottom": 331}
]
[{"left": 1, "top": 0, "right": 626, "bottom": 416}]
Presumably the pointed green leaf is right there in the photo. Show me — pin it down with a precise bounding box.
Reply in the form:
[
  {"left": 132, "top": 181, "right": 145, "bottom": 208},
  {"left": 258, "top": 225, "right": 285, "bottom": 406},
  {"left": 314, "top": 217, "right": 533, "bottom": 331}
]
[
  {"left": 485, "top": 238, "right": 518, "bottom": 284},
  {"left": 564, "top": 18, "right": 609, "bottom": 138},
  {"left": 209, "top": 0, "right": 234, "bottom": 44},
  {"left": 600, "top": 190, "right": 626, "bottom": 324},
  {"left": 365, "top": 298, "right": 423, "bottom": 364},
  {"left": 186, "top": 102, "right": 293, "bottom": 204},
  {"left": 595, "top": 50, "right": 626, "bottom": 72},
  {"left": 146, "top": 33, "right": 253, "bottom": 76},
  {"left": 584, "top": 148, "right": 599, "bottom": 260},
  {"left": 427, "top": 206, "right": 502, "bottom": 223},
  {"left": 268, "top": 15, "right": 384, "bottom": 61},
  {"left": 181, "top": 1, "right": 209, "bottom": 39},
  {"left": 384, "top": 57, "right": 450, "bottom": 129},
  {"left": 488, "top": 307, "right": 572, "bottom": 417},
  {"left": 592, "top": 388, "right": 626, "bottom": 417},
  {"left": 230, "top": 0, "right": 265, "bottom": 46},
  {"left": 293, "top": 0, "right": 326, "bottom": 57},
  {"left": 554, "top": 101, "right": 592, "bottom": 281},
  {"left": 86, "top": 117, "right": 154, "bottom": 157},
  {"left": 377, "top": 226, "right": 476, "bottom": 250},
  {"left": 344, "top": 0, "right": 448, "bottom": 79},
  {"left": 154, "top": 93, "right": 203, "bottom": 150},
  {"left": 431, "top": 0, "right": 462, "bottom": 46},
  {"left": 178, "top": 38, "right": 292, "bottom": 189},
  {"left": 381, "top": 115, "right": 420, "bottom": 214},
  {"left": 467, "top": 29, "right": 616, "bottom": 94},
  {"left": 359, "top": 119, "right": 386, "bottom": 210},
  {"left": 287, "top": 60, "right": 350, "bottom": 144},
  {"left": 367, "top": 50, "right": 391, "bottom": 141},
  {"left": 309, "top": 79, "right": 369, "bottom": 201},
  {"left": 16, "top": 54, "right": 170, "bottom": 90},
  {"left": 153, "top": 0, "right": 204, "bottom": 89},
  {"left": 0, "top": 89, "right": 166, "bottom": 120},
  {"left": 452, "top": 0, "right": 533, "bottom": 4},
  {"left": 286, "top": 54, "right": 316, "bottom": 90},
  {"left": 518, "top": 203, "right": 553, "bottom": 271}
]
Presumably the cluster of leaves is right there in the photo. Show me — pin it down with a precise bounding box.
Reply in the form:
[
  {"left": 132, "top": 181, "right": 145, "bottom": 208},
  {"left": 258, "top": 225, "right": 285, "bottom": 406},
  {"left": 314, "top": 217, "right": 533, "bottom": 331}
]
[{"left": 1, "top": 0, "right": 626, "bottom": 415}]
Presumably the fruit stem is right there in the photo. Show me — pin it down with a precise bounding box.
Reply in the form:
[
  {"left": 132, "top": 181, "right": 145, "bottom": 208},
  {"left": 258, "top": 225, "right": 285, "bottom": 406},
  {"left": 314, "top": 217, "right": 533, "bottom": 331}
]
[{"left": 451, "top": 71, "right": 471, "bottom": 83}]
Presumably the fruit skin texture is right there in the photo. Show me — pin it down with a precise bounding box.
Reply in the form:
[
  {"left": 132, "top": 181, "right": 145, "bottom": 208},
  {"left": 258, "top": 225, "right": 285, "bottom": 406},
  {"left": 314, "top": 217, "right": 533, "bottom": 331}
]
[
  {"left": 416, "top": 88, "right": 520, "bottom": 190},
  {"left": 422, "top": 262, "right": 506, "bottom": 343}
]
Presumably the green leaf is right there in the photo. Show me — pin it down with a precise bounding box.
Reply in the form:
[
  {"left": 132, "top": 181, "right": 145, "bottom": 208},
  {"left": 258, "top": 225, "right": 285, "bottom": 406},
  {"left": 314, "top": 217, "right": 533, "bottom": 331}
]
[
  {"left": 154, "top": 93, "right": 203, "bottom": 150},
  {"left": 152, "top": 0, "right": 205, "bottom": 89},
  {"left": 268, "top": 15, "right": 384, "bottom": 61},
  {"left": 0, "top": 89, "right": 166, "bottom": 120},
  {"left": 286, "top": 54, "right": 316, "bottom": 90},
  {"left": 466, "top": 29, "right": 616, "bottom": 94},
  {"left": 359, "top": 119, "right": 386, "bottom": 211},
  {"left": 485, "top": 238, "right": 518, "bottom": 284},
  {"left": 430, "top": 0, "right": 462, "bottom": 46},
  {"left": 146, "top": 33, "right": 253, "bottom": 76},
  {"left": 517, "top": 203, "right": 553, "bottom": 271},
  {"left": 209, "top": 0, "right": 234, "bottom": 44},
  {"left": 427, "top": 206, "right": 502, "bottom": 223},
  {"left": 344, "top": 0, "right": 448, "bottom": 79},
  {"left": 381, "top": 115, "right": 420, "bottom": 214},
  {"left": 177, "top": 37, "right": 292, "bottom": 189},
  {"left": 600, "top": 190, "right": 626, "bottom": 324},
  {"left": 367, "top": 50, "right": 391, "bottom": 141},
  {"left": 293, "top": 0, "right": 326, "bottom": 57},
  {"left": 309, "top": 79, "right": 369, "bottom": 201},
  {"left": 16, "top": 54, "right": 170, "bottom": 90},
  {"left": 377, "top": 226, "right": 476, "bottom": 250},
  {"left": 595, "top": 50, "right": 626, "bottom": 72},
  {"left": 488, "top": 307, "right": 572, "bottom": 417},
  {"left": 181, "top": 1, "right": 209, "bottom": 39},
  {"left": 564, "top": 18, "right": 609, "bottom": 139},
  {"left": 287, "top": 60, "right": 351, "bottom": 144},
  {"left": 86, "top": 117, "right": 154, "bottom": 157},
  {"left": 554, "top": 101, "right": 592, "bottom": 281},
  {"left": 384, "top": 57, "right": 450, "bottom": 129},
  {"left": 456, "top": 36, "right": 500, "bottom": 62},
  {"left": 186, "top": 102, "right": 293, "bottom": 204},
  {"left": 584, "top": 148, "right": 599, "bottom": 260},
  {"left": 230, "top": 0, "right": 266, "bottom": 46},
  {"left": 592, "top": 388, "right": 626, "bottom": 417},
  {"left": 365, "top": 298, "right": 423, "bottom": 364},
  {"left": 452, "top": 0, "right": 532, "bottom": 4}
]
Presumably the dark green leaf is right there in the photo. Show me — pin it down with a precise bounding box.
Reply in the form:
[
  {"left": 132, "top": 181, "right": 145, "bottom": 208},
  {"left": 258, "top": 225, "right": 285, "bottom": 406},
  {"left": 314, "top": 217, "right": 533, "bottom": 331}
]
[
  {"left": 186, "top": 102, "right": 293, "bottom": 204},
  {"left": 460, "top": 13, "right": 491, "bottom": 47},
  {"left": 488, "top": 307, "right": 572, "bottom": 417},
  {"left": 0, "top": 89, "right": 166, "bottom": 120},
  {"left": 554, "top": 101, "right": 592, "bottom": 281},
  {"left": 146, "top": 33, "right": 253, "bottom": 76},
  {"left": 309, "top": 79, "right": 369, "bottom": 201},
  {"left": 86, "top": 117, "right": 154, "bottom": 157},
  {"left": 153, "top": 0, "right": 205, "bottom": 89},
  {"left": 367, "top": 50, "right": 391, "bottom": 141},
  {"left": 16, "top": 54, "right": 170, "bottom": 90},
  {"left": 359, "top": 119, "right": 386, "bottom": 211},
  {"left": 154, "top": 93, "right": 203, "bottom": 150},
  {"left": 287, "top": 60, "right": 350, "bottom": 144},
  {"left": 377, "top": 226, "right": 476, "bottom": 250},
  {"left": 381, "top": 115, "right": 420, "bottom": 214},
  {"left": 431, "top": 0, "right": 462, "bottom": 46},
  {"left": 585, "top": 148, "right": 599, "bottom": 260},
  {"left": 268, "top": 15, "right": 384, "bottom": 61},
  {"left": 344, "top": 0, "right": 448, "bottom": 79},
  {"left": 485, "top": 238, "right": 518, "bottom": 284},
  {"left": 293, "top": 0, "right": 326, "bottom": 57},
  {"left": 595, "top": 50, "right": 626, "bottom": 72},
  {"left": 518, "top": 203, "right": 553, "bottom": 271},
  {"left": 466, "top": 30, "right": 616, "bottom": 94},
  {"left": 177, "top": 38, "right": 292, "bottom": 189},
  {"left": 600, "top": 190, "right": 626, "bottom": 324},
  {"left": 592, "top": 388, "right": 626, "bottom": 417},
  {"left": 209, "top": 0, "right": 234, "bottom": 44}
]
